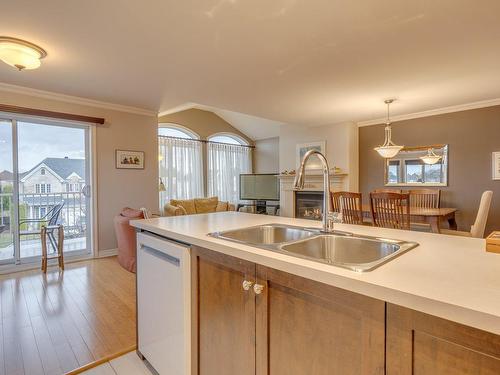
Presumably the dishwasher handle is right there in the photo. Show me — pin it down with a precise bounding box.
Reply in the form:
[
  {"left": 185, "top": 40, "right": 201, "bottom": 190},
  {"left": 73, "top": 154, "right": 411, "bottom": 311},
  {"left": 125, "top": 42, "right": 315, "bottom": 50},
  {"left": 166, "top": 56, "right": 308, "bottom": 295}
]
[{"left": 141, "top": 244, "right": 180, "bottom": 267}]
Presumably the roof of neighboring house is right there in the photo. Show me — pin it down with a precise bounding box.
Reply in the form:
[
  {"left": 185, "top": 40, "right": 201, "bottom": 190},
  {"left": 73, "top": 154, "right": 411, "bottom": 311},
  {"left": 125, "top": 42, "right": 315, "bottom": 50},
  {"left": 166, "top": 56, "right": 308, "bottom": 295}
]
[
  {"left": 0, "top": 170, "right": 13, "bottom": 181},
  {"left": 20, "top": 157, "right": 85, "bottom": 181}
]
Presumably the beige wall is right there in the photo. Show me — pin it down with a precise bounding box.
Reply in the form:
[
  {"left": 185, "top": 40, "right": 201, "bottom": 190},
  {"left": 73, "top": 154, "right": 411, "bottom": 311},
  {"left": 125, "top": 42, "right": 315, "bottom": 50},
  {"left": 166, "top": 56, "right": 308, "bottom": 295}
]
[
  {"left": 255, "top": 137, "right": 279, "bottom": 173},
  {"left": 0, "top": 90, "right": 158, "bottom": 252},
  {"left": 359, "top": 105, "right": 500, "bottom": 235},
  {"left": 279, "top": 122, "right": 359, "bottom": 191},
  {"left": 158, "top": 108, "right": 253, "bottom": 143}
]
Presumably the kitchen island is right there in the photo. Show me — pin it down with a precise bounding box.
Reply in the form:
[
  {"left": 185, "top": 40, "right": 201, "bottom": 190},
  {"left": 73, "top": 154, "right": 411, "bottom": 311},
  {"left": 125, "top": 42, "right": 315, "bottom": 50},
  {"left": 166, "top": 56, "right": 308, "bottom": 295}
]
[{"left": 132, "top": 211, "right": 500, "bottom": 375}]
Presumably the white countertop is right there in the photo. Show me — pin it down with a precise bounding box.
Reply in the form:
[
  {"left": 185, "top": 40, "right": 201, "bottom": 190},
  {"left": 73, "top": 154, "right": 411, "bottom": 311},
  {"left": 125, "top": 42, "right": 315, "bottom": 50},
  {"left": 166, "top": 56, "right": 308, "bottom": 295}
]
[{"left": 131, "top": 212, "right": 500, "bottom": 335}]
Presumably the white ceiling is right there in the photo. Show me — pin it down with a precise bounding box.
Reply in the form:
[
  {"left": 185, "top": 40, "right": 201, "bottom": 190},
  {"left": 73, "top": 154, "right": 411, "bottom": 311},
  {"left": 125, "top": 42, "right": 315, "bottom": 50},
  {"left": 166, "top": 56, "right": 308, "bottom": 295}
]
[
  {"left": 2, "top": 0, "right": 500, "bottom": 136},
  {"left": 160, "top": 102, "right": 283, "bottom": 139}
]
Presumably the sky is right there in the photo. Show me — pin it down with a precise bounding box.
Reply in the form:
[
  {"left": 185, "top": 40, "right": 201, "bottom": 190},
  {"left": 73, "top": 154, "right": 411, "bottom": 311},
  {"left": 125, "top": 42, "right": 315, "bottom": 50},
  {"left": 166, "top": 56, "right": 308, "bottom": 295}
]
[{"left": 0, "top": 120, "right": 85, "bottom": 173}]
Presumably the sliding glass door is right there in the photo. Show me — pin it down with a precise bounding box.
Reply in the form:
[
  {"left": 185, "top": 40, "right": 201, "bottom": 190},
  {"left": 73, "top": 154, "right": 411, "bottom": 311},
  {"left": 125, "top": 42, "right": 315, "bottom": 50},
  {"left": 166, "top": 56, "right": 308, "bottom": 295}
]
[
  {"left": 0, "top": 117, "right": 93, "bottom": 266},
  {"left": 0, "top": 120, "right": 15, "bottom": 264}
]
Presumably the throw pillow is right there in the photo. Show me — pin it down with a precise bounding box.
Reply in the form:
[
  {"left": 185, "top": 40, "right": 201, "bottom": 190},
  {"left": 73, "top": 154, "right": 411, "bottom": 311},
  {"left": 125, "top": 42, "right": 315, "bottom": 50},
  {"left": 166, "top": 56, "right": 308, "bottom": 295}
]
[
  {"left": 194, "top": 196, "right": 219, "bottom": 213},
  {"left": 170, "top": 199, "right": 196, "bottom": 215}
]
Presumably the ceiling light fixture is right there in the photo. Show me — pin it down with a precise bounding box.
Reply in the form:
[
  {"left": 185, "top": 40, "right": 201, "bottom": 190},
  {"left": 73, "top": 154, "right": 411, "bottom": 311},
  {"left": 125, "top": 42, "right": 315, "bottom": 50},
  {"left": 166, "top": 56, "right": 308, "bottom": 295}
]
[
  {"left": 374, "top": 99, "right": 403, "bottom": 158},
  {"left": 0, "top": 36, "right": 47, "bottom": 71},
  {"left": 420, "top": 148, "right": 442, "bottom": 165}
]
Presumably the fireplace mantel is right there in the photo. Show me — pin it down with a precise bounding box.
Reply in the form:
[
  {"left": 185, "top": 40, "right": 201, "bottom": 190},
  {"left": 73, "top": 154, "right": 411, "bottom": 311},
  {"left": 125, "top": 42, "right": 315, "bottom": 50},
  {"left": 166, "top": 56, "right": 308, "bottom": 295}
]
[{"left": 278, "top": 172, "right": 348, "bottom": 217}]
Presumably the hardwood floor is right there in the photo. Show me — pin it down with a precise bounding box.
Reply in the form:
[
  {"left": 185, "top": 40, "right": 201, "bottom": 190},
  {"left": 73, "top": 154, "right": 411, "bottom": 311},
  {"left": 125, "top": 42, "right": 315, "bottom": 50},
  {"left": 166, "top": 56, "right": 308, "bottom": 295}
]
[{"left": 0, "top": 257, "right": 136, "bottom": 375}]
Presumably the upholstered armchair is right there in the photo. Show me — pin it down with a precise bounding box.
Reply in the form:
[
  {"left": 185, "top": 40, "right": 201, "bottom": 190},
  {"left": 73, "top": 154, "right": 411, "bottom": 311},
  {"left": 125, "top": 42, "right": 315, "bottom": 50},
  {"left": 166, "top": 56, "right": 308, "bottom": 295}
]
[{"left": 113, "top": 207, "right": 144, "bottom": 272}]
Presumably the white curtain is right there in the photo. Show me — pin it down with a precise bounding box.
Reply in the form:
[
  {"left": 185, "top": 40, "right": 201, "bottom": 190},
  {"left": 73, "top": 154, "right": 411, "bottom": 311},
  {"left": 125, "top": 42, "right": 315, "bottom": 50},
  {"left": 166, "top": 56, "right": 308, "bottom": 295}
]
[
  {"left": 158, "top": 136, "right": 203, "bottom": 206},
  {"left": 207, "top": 143, "right": 252, "bottom": 204}
]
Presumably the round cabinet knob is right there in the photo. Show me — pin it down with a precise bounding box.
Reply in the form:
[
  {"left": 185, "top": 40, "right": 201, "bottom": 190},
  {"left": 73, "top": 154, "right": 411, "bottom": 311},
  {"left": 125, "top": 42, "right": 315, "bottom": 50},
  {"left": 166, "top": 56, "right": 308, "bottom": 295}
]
[
  {"left": 253, "top": 283, "right": 265, "bottom": 295},
  {"left": 242, "top": 280, "right": 253, "bottom": 291}
]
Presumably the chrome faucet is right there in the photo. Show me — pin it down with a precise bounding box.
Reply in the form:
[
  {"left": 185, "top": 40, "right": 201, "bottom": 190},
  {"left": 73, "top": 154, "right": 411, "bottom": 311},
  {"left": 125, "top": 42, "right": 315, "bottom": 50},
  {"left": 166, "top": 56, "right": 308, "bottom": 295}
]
[{"left": 293, "top": 149, "right": 335, "bottom": 233}]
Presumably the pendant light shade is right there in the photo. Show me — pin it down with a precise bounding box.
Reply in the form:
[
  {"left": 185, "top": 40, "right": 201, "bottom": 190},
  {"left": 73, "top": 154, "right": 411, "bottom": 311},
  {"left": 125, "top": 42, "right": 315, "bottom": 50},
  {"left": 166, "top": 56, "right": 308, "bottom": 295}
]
[
  {"left": 374, "top": 99, "right": 403, "bottom": 158},
  {"left": 420, "top": 148, "right": 442, "bottom": 165}
]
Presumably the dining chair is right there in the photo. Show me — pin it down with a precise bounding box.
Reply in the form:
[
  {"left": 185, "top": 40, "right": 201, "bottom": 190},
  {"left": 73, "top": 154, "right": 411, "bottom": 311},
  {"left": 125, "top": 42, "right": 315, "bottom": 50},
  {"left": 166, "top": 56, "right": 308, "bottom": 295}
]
[
  {"left": 370, "top": 192, "right": 410, "bottom": 230},
  {"left": 330, "top": 191, "right": 363, "bottom": 225},
  {"left": 409, "top": 189, "right": 441, "bottom": 208},
  {"left": 373, "top": 188, "right": 402, "bottom": 194},
  {"left": 441, "top": 190, "right": 493, "bottom": 238}
]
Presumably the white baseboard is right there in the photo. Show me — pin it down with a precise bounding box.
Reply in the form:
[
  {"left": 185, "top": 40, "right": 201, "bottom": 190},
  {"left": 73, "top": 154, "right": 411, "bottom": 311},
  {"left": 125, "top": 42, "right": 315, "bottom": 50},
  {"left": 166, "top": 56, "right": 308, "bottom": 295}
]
[{"left": 98, "top": 248, "right": 118, "bottom": 258}]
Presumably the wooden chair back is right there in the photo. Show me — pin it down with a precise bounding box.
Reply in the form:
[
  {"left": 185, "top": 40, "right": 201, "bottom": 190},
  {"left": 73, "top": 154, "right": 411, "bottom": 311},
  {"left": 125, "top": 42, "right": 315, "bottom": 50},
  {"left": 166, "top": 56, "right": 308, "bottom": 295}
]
[
  {"left": 409, "top": 189, "right": 440, "bottom": 209},
  {"left": 330, "top": 191, "right": 363, "bottom": 225},
  {"left": 373, "top": 188, "right": 402, "bottom": 194},
  {"left": 370, "top": 192, "right": 410, "bottom": 230}
]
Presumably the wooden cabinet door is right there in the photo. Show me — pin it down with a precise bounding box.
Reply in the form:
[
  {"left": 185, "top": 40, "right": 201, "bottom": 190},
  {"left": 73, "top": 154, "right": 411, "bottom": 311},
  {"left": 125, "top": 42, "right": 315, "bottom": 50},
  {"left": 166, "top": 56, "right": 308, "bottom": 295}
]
[
  {"left": 191, "top": 246, "right": 256, "bottom": 375},
  {"left": 255, "top": 265, "right": 385, "bottom": 375},
  {"left": 387, "top": 304, "right": 500, "bottom": 375}
]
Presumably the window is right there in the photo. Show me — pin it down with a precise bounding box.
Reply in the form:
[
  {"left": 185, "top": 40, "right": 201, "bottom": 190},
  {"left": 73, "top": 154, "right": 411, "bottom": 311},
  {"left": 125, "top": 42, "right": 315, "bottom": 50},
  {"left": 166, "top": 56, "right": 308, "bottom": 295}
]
[
  {"left": 207, "top": 134, "right": 252, "bottom": 204},
  {"left": 158, "top": 125, "right": 203, "bottom": 204},
  {"left": 209, "top": 135, "right": 244, "bottom": 145},
  {"left": 384, "top": 145, "right": 448, "bottom": 186},
  {"left": 387, "top": 160, "right": 400, "bottom": 184},
  {"left": 40, "top": 168, "right": 45, "bottom": 175},
  {"left": 158, "top": 124, "right": 198, "bottom": 139},
  {"left": 36, "top": 183, "right": 51, "bottom": 194}
]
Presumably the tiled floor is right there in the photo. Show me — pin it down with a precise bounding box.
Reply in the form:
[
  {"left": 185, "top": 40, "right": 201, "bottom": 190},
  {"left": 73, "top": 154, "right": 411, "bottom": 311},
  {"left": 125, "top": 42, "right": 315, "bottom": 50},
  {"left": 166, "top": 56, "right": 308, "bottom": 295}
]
[{"left": 81, "top": 352, "right": 152, "bottom": 375}]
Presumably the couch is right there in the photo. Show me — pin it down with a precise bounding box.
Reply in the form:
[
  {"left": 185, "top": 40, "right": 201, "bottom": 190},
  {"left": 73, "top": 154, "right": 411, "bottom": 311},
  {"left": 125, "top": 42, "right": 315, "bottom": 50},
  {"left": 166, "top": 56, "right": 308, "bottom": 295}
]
[
  {"left": 164, "top": 196, "right": 235, "bottom": 216},
  {"left": 113, "top": 207, "right": 144, "bottom": 272}
]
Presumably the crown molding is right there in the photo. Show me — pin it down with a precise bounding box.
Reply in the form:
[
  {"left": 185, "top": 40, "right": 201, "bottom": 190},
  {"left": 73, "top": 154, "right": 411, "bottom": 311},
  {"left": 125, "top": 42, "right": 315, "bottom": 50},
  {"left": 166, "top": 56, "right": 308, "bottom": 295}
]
[
  {"left": 357, "top": 97, "right": 500, "bottom": 127},
  {"left": 0, "top": 82, "right": 157, "bottom": 116}
]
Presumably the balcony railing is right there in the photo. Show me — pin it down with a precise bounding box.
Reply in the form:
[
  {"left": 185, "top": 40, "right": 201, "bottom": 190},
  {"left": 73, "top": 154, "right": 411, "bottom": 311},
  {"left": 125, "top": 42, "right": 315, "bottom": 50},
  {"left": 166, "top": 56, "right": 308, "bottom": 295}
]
[{"left": 0, "top": 191, "right": 87, "bottom": 259}]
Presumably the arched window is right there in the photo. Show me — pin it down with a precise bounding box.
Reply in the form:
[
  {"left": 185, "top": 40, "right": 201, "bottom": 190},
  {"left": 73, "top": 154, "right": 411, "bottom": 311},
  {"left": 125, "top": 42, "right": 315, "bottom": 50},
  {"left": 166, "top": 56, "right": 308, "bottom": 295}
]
[
  {"left": 158, "top": 124, "right": 203, "bottom": 205},
  {"left": 209, "top": 133, "right": 248, "bottom": 145},
  {"left": 158, "top": 123, "right": 199, "bottom": 139},
  {"left": 207, "top": 133, "right": 252, "bottom": 203}
]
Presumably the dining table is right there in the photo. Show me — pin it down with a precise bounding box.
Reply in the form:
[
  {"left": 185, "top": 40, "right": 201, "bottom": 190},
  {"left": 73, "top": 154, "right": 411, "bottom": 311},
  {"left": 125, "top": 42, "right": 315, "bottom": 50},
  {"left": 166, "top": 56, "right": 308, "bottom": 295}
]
[{"left": 361, "top": 204, "right": 458, "bottom": 234}]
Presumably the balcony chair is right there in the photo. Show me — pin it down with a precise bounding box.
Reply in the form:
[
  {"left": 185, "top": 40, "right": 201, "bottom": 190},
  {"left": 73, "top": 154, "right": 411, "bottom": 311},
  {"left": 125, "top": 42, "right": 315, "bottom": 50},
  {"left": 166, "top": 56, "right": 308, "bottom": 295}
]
[{"left": 19, "top": 202, "right": 65, "bottom": 254}]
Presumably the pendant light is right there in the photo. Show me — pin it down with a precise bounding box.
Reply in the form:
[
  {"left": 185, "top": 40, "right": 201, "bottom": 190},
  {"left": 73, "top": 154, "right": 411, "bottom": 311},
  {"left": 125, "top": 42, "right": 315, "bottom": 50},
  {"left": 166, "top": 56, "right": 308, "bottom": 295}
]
[
  {"left": 374, "top": 99, "right": 403, "bottom": 158},
  {"left": 0, "top": 36, "right": 47, "bottom": 71},
  {"left": 420, "top": 148, "right": 442, "bottom": 165}
]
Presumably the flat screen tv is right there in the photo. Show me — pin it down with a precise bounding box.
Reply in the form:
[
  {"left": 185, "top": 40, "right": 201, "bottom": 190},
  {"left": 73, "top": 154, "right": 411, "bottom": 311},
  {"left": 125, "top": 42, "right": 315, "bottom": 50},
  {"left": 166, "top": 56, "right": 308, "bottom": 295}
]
[{"left": 239, "top": 174, "right": 280, "bottom": 201}]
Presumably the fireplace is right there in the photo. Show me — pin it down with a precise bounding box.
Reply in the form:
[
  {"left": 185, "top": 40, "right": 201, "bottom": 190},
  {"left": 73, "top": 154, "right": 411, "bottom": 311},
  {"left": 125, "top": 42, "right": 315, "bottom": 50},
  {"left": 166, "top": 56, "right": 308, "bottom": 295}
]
[{"left": 295, "top": 191, "right": 324, "bottom": 220}]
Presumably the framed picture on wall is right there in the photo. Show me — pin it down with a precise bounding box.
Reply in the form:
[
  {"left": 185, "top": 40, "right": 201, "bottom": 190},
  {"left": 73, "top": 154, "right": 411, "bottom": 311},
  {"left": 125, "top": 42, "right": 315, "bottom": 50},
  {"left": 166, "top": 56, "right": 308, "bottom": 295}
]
[
  {"left": 116, "top": 149, "right": 145, "bottom": 169},
  {"left": 296, "top": 141, "right": 326, "bottom": 170},
  {"left": 492, "top": 152, "right": 500, "bottom": 180}
]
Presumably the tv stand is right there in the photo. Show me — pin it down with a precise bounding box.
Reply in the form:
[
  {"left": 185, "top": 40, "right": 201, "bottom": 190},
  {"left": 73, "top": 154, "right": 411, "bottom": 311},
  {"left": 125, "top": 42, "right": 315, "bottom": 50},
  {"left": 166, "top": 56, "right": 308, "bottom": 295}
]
[{"left": 237, "top": 201, "right": 280, "bottom": 216}]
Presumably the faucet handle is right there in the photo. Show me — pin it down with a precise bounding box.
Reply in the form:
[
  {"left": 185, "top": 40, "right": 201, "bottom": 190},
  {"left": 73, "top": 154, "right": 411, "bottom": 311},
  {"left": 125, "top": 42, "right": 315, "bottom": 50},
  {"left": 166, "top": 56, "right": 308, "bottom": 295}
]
[{"left": 325, "top": 211, "right": 342, "bottom": 232}]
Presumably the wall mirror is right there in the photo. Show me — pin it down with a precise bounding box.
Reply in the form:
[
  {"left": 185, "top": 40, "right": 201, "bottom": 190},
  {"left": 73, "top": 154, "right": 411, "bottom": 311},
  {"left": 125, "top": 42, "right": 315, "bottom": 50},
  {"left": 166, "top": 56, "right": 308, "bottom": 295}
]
[{"left": 384, "top": 144, "right": 448, "bottom": 186}]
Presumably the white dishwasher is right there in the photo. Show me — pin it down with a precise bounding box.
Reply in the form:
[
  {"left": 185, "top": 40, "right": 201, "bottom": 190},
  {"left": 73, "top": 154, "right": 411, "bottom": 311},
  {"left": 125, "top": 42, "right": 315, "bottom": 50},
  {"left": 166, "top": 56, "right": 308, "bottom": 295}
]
[{"left": 137, "top": 231, "right": 191, "bottom": 375}]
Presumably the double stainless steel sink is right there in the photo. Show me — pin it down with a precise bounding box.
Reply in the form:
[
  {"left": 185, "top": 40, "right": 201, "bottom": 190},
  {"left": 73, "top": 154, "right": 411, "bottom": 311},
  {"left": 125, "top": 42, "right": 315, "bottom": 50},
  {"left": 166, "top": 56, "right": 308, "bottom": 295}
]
[{"left": 209, "top": 224, "right": 418, "bottom": 272}]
